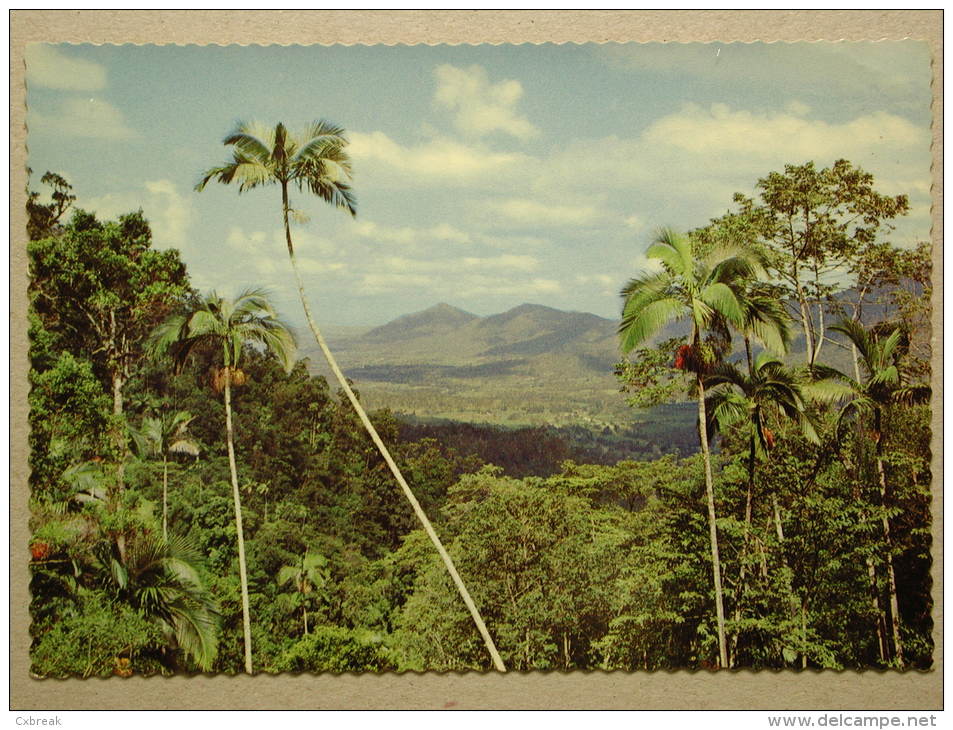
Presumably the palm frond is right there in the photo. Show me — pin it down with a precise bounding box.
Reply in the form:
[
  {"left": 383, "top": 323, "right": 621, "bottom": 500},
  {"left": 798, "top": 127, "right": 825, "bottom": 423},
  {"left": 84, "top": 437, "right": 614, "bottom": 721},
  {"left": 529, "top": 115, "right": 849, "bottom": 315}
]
[
  {"left": 187, "top": 309, "right": 226, "bottom": 340},
  {"left": 300, "top": 176, "right": 358, "bottom": 216},
  {"left": 744, "top": 294, "right": 791, "bottom": 355},
  {"left": 297, "top": 119, "right": 348, "bottom": 144},
  {"left": 829, "top": 319, "right": 873, "bottom": 363},
  {"left": 893, "top": 383, "right": 931, "bottom": 405},
  {"left": 223, "top": 121, "right": 274, "bottom": 164},
  {"left": 708, "top": 253, "right": 759, "bottom": 285},
  {"left": 699, "top": 282, "right": 743, "bottom": 328},
  {"left": 877, "top": 327, "right": 905, "bottom": 367},
  {"left": 645, "top": 239, "right": 684, "bottom": 276},
  {"left": 619, "top": 296, "right": 685, "bottom": 353},
  {"left": 703, "top": 361, "right": 747, "bottom": 390},
  {"left": 707, "top": 389, "right": 750, "bottom": 432},
  {"left": 232, "top": 287, "right": 279, "bottom": 319},
  {"left": 169, "top": 439, "right": 200, "bottom": 457},
  {"left": 801, "top": 378, "right": 857, "bottom": 405},
  {"left": 650, "top": 228, "right": 693, "bottom": 277}
]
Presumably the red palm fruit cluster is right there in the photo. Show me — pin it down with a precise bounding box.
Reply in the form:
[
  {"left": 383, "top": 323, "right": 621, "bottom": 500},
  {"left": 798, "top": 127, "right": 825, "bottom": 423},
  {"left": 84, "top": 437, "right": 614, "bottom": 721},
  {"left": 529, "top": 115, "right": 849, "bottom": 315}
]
[
  {"left": 30, "top": 541, "right": 50, "bottom": 561},
  {"left": 674, "top": 344, "right": 692, "bottom": 370}
]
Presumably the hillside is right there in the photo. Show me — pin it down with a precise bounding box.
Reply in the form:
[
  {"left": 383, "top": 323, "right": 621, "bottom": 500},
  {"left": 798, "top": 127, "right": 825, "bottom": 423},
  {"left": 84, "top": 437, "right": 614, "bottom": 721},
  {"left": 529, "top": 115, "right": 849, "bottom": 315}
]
[
  {"left": 301, "top": 294, "right": 910, "bottom": 427},
  {"left": 303, "top": 302, "right": 632, "bottom": 427}
]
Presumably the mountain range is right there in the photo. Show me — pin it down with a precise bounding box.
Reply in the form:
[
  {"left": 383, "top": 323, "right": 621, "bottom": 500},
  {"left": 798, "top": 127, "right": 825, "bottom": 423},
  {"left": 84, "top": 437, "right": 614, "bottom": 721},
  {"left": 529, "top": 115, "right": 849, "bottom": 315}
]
[
  {"left": 303, "top": 302, "right": 631, "bottom": 427},
  {"left": 302, "top": 294, "right": 903, "bottom": 427}
]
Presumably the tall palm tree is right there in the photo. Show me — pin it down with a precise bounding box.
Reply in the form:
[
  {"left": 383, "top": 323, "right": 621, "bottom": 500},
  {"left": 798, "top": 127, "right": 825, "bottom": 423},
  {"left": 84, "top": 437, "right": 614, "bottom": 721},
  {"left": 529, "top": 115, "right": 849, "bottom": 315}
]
[
  {"left": 129, "top": 411, "right": 200, "bottom": 541},
  {"left": 196, "top": 120, "right": 505, "bottom": 671},
  {"left": 619, "top": 227, "right": 759, "bottom": 668},
  {"left": 812, "top": 319, "right": 930, "bottom": 667},
  {"left": 95, "top": 531, "right": 220, "bottom": 672},
  {"left": 149, "top": 288, "right": 296, "bottom": 674},
  {"left": 278, "top": 550, "right": 329, "bottom": 636},
  {"left": 705, "top": 352, "right": 817, "bottom": 666}
]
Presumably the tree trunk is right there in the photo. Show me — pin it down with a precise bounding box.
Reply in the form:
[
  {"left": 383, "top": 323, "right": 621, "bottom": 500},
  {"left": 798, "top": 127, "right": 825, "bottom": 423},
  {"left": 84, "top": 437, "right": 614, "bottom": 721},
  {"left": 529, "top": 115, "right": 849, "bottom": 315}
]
[
  {"left": 811, "top": 299, "right": 826, "bottom": 365},
  {"left": 696, "top": 372, "right": 728, "bottom": 669},
  {"left": 876, "top": 447, "right": 904, "bottom": 666},
  {"left": 224, "top": 366, "right": 254, "bottom": 674},
  {"left": 162, "top": 458, "right": 169, "bottom": 542},
  {"left": 280, "top": 182, "right": 506, "bottom": 672},
  {"left": 771, "top": 493, "right": 803, "bottom": 665},
  {"left": 801, "top": 600, "right": 809, "bottom": 669},
  {"left": 792, "top": 260, "right": 815, "bottom": 367},
  {"left": 730, "top": 438, "right": 757, "bottom": 668},
  {"left": 851, "top": 476, "right": 888, "bottom": 664},
  {"left": 112, "top": 372, "right": 126, "bottom": 495}
]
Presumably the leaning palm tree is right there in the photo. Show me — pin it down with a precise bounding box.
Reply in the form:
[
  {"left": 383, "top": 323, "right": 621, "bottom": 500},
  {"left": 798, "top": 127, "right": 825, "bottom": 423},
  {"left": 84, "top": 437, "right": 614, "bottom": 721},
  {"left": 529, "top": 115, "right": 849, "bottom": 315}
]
[
  {"left": 619, "top": 227, "right": 760, "bottom": 668},
  {"left": 149, "top": 288, "right": 296, "bottom": 674},
  {"left": 810, "top": 319, "right": 930, "bottom": 667},
  {"left": 195, "top": 120, "right": 505, "bottom": 671},
  {"left": 705, "top": 352, "right": 817, "bottom": 666},
  {"left": 129, "top": 411, "right": 200, "bottom": 541}
]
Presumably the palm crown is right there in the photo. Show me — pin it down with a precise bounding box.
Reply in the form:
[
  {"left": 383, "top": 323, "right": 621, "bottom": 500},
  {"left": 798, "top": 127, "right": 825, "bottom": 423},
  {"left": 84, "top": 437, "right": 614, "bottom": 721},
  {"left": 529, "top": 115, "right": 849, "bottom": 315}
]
[
  {"left": 810, "top": 318, "right": 930, "bottom": 431},
  {"left": 619, "top": 228, "right": 761, "bottom": 355},
  {"left": 196, "top": 121, "right": 356, "bottom": 217},
  {"left": 149, "top": 288, "right": 296, "bottom": 375},
  {"left": 705, "top": 351, "right": 818, "bottom": 458}
]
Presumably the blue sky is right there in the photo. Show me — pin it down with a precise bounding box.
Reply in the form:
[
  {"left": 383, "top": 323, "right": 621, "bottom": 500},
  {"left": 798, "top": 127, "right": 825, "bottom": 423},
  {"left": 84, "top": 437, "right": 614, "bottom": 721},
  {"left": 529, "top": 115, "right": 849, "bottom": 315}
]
[{"left": 26, "top": 42, "right": 933, "bottom": 327}]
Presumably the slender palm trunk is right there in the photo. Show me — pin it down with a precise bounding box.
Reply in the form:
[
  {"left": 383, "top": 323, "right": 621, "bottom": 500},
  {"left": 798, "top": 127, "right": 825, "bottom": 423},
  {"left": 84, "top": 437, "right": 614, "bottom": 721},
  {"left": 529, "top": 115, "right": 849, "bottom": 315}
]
[
  {"left": 730, "top": 438, "right": 757, "bottom": 668},
  {"left": 280, "top": 183, "right": 506, "bottom": 672},
  {"left": 696, "top": 372, "right": 728, "bottom": 669},
  {"left": 112, "top": 372, "right": 127, "bottom": 497},
  {"left": 851, "top": 476, "right": 888, "bottom": 663},
  {"left": 162, "top": 458, "right": 169, "bottom": 542},
  {"left": 223, "top": 366, "right": 254, "bottom": 674},
  {"left": 876, "top": 443, "right": 904, "bottom": 666},
  {"left": 771, "top": 493, "right": 805, "bottom": 666}
]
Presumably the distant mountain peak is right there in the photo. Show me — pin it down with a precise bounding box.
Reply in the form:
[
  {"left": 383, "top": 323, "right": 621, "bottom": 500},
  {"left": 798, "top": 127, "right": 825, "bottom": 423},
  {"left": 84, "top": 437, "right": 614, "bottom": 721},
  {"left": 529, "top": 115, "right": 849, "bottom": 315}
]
[
  {"left": 428, "top": 302, "right": 476, "bottom": 317},
  {"left": 365, "top": 302, "right": 478, "bottom": 341}
]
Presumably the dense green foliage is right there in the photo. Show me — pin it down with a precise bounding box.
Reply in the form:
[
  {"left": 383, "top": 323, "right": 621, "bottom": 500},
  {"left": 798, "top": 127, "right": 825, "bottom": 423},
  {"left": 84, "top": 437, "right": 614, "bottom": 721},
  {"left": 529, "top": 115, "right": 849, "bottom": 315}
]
[{"left": 28, "top": 159, "right": 933, "bottom": 676}]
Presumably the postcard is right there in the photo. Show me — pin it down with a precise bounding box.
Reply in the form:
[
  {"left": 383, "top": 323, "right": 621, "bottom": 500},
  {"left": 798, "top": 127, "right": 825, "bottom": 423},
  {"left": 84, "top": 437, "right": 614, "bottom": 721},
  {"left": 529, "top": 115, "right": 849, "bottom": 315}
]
[{"left": 11, "top": 10, "right": 942, "bottom": 711}]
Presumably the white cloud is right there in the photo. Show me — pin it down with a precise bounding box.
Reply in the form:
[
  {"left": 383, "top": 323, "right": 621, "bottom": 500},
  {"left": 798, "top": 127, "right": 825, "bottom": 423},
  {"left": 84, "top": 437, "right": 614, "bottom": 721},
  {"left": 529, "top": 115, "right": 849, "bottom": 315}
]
[
  {"left": 26, "top": 44, "right": 107, "bottom": 91},
  {"left": 576, "top": 273, "right": 618, "bottom": 297},
  {"left": 373, "top": 253, "right": 539, "bottom": 275},
  {"left": 531, "top": 102, "right": 931, "bottom": 244},
  {"left": 623, "top": 215, "right": 644, "bottom": 231},
  {"left": 223, "top": 226, "right": 344, "bottom": 280},
  {"left": 475, "top": 233, "right": 550, "bottom": 252},
  {"left": 433, "top": 64, "right": 538, "bottom": 140},
  {"left": 82, "top": 179, "right": 194, "bottom": 254},
  {"left": 785, "top": 100, "right": 812, "bottom": 117},
  {"left": 353, "top": 220, "right": 472, "bottom": 247},
  {"left": 642, "top": 103, "right": 928, "bottom": 161},
  {"left": 462, "top": 254, "right": 538, "bottom": 272},
  {"left": 487, "top": 199, "right": 601, "bottom": 227},
  {"left": 29, "top": 97, "right": 136, "bottom": 139},
  {"left": 355, "top": 252, "right": 552, "bottom": 298},
  {"left": 576, "top": 273, "right": 615, "bottom": 287},
  {"left": 349, "top": 131, "right": 522, "bottom": 182},
  {"left": 360, "top": 272, "right": 436, "bottom": 293},
  {"left": 598, "top": 41, "right": 930, "bottom": 101}
]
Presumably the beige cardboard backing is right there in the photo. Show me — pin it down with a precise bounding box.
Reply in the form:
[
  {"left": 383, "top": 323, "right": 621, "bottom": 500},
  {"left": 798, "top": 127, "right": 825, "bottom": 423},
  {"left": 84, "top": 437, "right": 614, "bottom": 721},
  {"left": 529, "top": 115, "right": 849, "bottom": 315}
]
[{"left": 9, "top": 10, "right": 943, "bottom": 710}]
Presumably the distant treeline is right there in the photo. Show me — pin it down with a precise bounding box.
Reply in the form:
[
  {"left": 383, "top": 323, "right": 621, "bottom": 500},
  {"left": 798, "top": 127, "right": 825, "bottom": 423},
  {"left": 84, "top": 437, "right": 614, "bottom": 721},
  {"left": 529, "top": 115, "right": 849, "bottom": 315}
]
[{"left": 396, "top": 403, "right": 699, "bottom": 478}]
